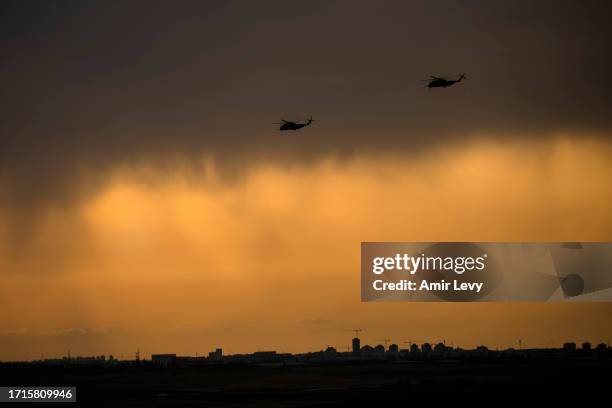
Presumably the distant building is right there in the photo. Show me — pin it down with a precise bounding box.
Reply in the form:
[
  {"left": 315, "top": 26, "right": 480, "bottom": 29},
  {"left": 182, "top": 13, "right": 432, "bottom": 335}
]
[
  {"left": 208, "top": 348, "right": 222, "bottom": 362},
  {"left": 324, "top": 346, "right": 337, "bottom": 355},
  {"left": 58, "top": 355, "right": 107, "bottom": 365},
  {"left": 388, "top": 344, "right": 399, "bottom": 353},
  {"left": 152, "top": 354, "right": 177, "bottom": 366},
  {"left": 476, "top": 345, "right": 489, "bottom": 356},
  {"left": 563, "top": 342, "right": 576, "bottom": 352},
  {"left": 582, "top": 342, "right": 591, "bottom": 351},
  {"left": 374, "top": 344, "right": 385, "bottom": 355},
  {"left": 360, "top": 345, "right": 374, "bottom": 356},
  {"left": 421, "top": 343, "right": 432, "bottom": 354},
  {"left": 434, "top": 342, "right": 446, "bottom": 353},
  {"left": 352, "top": 337, "right": 360, "bottom": 355},
  {"left": 253, "top": 351, "right": 277, "bottom": 363},
  {"left": 410, "top": 343, "right": 419, "bottom": 353}
]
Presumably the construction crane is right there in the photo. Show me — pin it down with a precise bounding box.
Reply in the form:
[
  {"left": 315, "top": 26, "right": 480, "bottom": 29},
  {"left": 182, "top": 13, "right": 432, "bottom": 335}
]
[
  {"left": 352, "top": 329, "right": 362, "bottom": 338},
  {"left": 377, "top": 338, "right": 391, "bottom": 347}
]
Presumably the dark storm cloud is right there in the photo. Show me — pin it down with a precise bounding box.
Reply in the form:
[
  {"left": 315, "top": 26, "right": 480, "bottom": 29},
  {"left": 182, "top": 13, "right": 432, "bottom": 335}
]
[{"left": 1, "top": 0, "right": 612, "bottom": 210}]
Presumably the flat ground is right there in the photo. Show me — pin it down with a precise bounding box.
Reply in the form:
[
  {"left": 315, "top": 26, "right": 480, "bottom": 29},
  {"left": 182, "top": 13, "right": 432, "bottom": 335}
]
[{"left": 1, "top": 357, "right": 609, "bottom": 406}]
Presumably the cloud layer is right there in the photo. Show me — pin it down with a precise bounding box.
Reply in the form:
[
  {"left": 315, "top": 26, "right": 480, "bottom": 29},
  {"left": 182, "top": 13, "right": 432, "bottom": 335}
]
[
  {"left": 2, "top": 1, "right": 612, "bottom": 213},
  {"left": 1, "top": 138, "right": 611, "bottom": 360}
]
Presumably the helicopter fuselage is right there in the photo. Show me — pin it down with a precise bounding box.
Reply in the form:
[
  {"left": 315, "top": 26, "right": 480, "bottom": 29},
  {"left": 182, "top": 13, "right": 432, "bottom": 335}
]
[
  {"left": 280, "top": 122, "right": 307, "bottom": 131},
  {"left": 279, "top": 119, "right": 313, "bottom": 131},
  {"left": 428, "top": 79, "right": 458, "bottom": 88}
]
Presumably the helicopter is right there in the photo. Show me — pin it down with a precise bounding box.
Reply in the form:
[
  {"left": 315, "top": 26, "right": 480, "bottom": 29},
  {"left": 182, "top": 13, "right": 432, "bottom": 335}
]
[
  {"left": 274, "top": 117, "right": 314, "bottom": 131},
  {"left": 421, "top": 73, "right": 466, "bottom": 88}
]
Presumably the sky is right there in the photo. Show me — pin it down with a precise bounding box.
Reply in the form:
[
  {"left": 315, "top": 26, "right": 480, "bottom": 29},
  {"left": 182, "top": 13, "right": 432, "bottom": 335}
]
[{"left": 1, "top": 0, "right": 612, "bottom": 360}]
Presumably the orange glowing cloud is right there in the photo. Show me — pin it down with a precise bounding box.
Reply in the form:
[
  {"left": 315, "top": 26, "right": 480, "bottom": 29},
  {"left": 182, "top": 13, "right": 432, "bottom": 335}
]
[{"left": 1, "top": 136, "right": 612, "bottom": 360}]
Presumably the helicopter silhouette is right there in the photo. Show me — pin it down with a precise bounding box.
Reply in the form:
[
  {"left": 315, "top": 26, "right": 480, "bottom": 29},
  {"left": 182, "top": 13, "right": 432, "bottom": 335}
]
[
  {"left": 421, "top": 73, "right": 466, "bottom": 88},
  {"left": 273, "top": 117, "right": 314, "bottom": 131}
]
